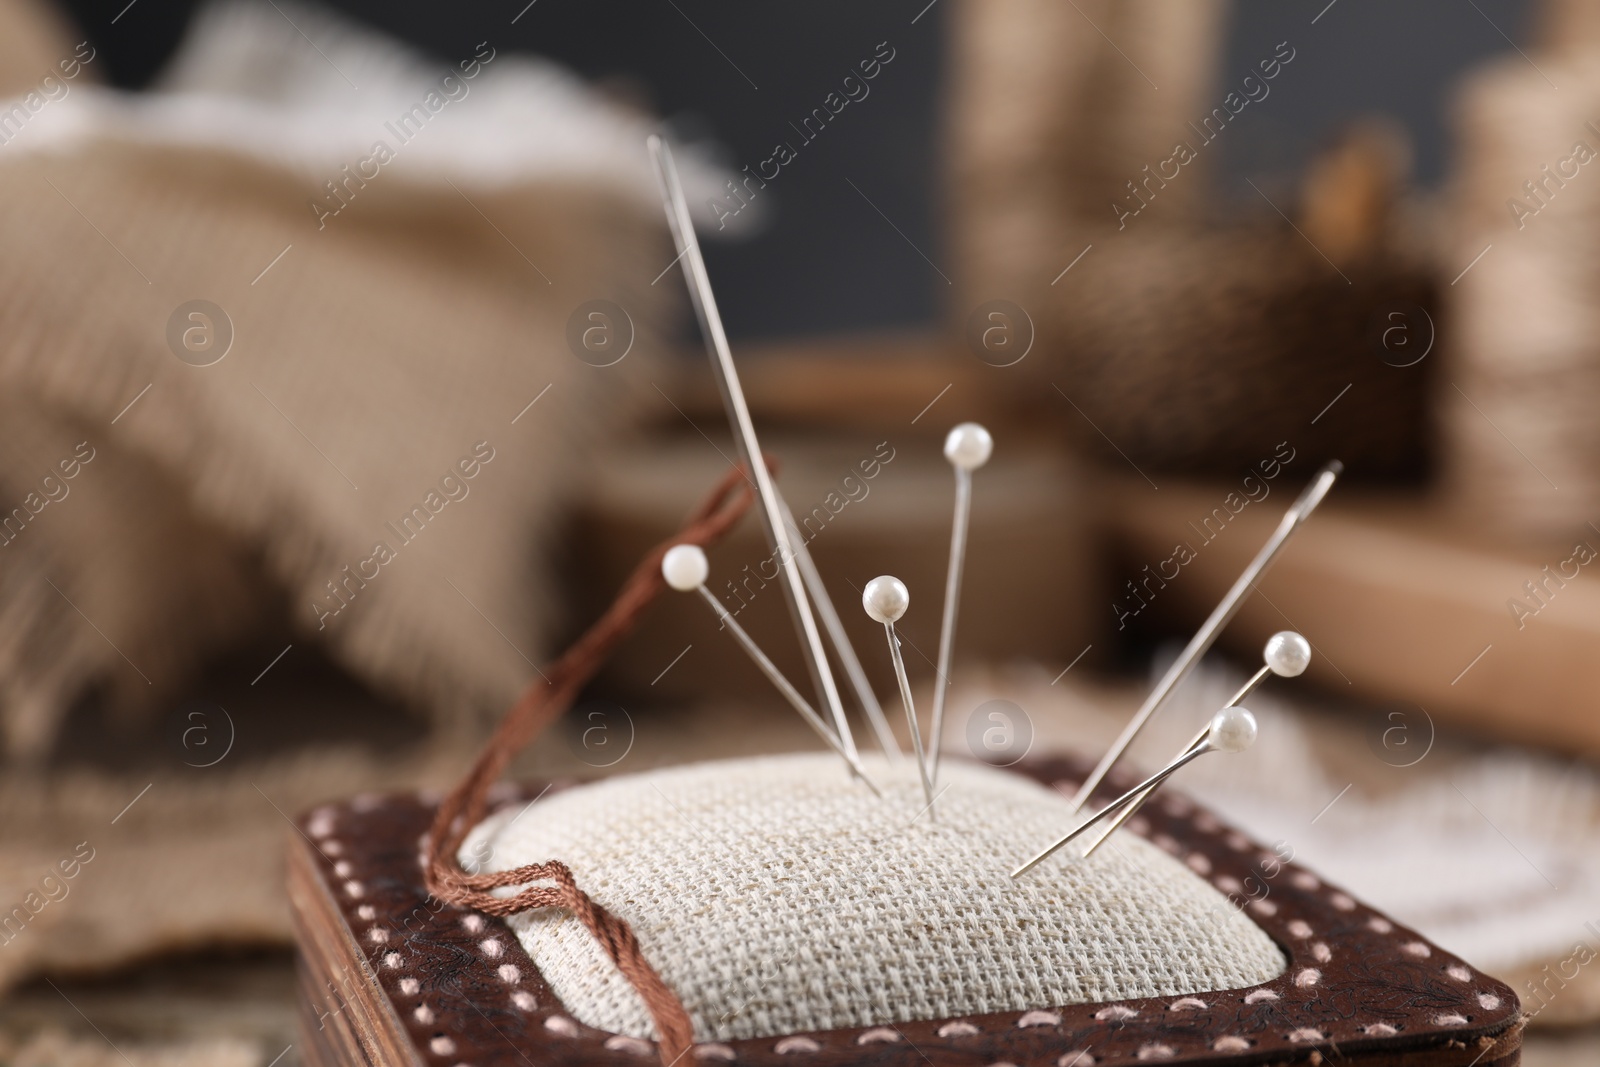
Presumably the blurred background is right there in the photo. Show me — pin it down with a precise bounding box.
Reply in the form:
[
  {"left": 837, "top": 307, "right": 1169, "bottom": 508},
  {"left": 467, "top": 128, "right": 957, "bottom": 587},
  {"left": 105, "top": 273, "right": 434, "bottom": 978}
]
[{"left": 1, "top": 0, "right": 1598, "bottom": 1062}]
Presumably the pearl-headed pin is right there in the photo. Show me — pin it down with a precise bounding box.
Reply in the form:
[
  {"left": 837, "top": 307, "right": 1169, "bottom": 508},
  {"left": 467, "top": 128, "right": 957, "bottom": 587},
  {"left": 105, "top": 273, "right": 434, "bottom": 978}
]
[
  {"left": 863, "top": 576, "right": 936, "bottom": 810},
  {"left": 1067, "top": 463, "right": 1341, "bottom": 814},
  {"left": 1019, "top": 630, "right": 1313, "bottom": 873},
  {"left": 928, "top": 422, "right": 992, "bottom": 788}
]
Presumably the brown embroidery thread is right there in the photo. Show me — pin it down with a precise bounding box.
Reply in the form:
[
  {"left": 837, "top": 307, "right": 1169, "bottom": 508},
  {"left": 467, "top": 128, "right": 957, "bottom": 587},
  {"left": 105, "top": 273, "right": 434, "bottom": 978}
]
[{"left": 426, "top": 462, "right": 759, "bottom": 1066}]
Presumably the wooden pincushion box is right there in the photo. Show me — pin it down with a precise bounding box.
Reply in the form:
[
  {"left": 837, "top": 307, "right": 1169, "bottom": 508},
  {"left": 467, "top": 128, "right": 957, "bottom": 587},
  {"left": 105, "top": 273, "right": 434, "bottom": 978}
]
[{"left": 288, "top": 756, "right": 1523, "bottom": 1067}]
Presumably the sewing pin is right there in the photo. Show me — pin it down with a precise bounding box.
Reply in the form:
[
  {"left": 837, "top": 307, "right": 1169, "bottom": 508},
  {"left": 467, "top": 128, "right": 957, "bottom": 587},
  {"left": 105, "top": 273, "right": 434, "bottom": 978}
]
[
  {"left": 928, "top": 422, "right": 992, "bottom": 785},
  {"left": 1067, "top": 462, "right": 1341, "bottom": 813},
  {"left": 1230, "top": 629, "right": 1312, "bottom": 707},
  {"left": 1074, "top": 630, "right": 1311, "bottom": 860},
  {"left": 862, "top": 576, "right": 936, "bottom": 810},
  {"left": 662, "top": 545, "right": 880, "bottom": 795},
  {"left": 648, "top": 135, "right": 858, "bottom": 763},
  {"left": 1011, "top": 705, "right": 1258, "bottom": 877}
]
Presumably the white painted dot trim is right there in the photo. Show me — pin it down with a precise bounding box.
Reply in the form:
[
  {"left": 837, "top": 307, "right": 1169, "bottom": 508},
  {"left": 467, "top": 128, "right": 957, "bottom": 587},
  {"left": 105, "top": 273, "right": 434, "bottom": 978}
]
[
  {"left": 606, "top": 1035, "right": 656, "bottom": 1056},
  {"left": 352, "top": 793, "right": 382, "bottom": 812},
  {"left": 1478, "top": 993, "right": 1501, "bottom": 1010},
  {"left": 322, "top": 840, "right": 343, "bottom": 856},
  {"left": 774, "top": 1037, "right": 821, "bottom": 1054},
  {"left": 320, "top": 781, "right": 1453, "bottom": 1062},
  {"left": 308, "top": 810, "right": 336, "bottom": 838}
]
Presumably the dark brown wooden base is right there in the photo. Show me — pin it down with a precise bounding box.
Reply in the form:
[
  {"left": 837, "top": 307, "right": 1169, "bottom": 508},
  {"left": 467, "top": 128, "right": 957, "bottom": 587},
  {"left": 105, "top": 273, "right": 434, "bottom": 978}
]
[{"left": 289, "top": 757, "right": 1522, "bottom": 1066}]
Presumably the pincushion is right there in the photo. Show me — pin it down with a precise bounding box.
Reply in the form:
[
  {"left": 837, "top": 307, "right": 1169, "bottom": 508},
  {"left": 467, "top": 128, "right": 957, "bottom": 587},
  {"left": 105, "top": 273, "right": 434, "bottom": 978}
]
[
  {"left": 461, "top": 753, "right": 1287, "bottom": 1041},
  {"left": 288, "top": 458, "right": 1521, "bottom": 1066}
]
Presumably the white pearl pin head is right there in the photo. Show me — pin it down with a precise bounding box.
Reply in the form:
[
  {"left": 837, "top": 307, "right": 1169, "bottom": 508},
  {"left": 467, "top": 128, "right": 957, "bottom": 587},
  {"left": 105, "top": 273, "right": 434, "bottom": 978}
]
[
  {"left": 1209, "top": 706, "right": 1258, "bottom": 753},
  {"left": 862, "top": 576, "right": 910, "bottom": 624},
  {"left": 943, "top": 422, "right": 993, "bottom": 471},
  {"left": 661, "top": 544, "right": 709, "bottom": 592},
  {"left": 1264, "top": 631, "right": 1312, "bottom": 677}
]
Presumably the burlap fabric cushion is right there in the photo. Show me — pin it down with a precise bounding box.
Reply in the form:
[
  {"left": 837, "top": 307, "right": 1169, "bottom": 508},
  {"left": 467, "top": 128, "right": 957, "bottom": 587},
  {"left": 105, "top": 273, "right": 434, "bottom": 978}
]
[
  {"left": 463, "top": 753, "right": 1287, "bottom": 1041},
  {"left": 0, "top": 0, "right": 727, "bottom": 756}
]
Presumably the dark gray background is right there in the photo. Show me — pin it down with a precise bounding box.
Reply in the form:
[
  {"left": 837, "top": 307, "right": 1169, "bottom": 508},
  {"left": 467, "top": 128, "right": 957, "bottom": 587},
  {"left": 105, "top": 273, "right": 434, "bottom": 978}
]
[{"left": 58, "top": 0, "right": 1529, "bottom": 340}]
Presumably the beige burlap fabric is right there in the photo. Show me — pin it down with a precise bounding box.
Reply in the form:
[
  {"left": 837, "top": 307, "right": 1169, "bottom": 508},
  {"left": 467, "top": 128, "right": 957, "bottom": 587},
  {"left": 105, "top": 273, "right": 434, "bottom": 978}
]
[
  {"left": 463, "top": 753, "right": 1287, "bottom": 1041},
  {"left": 0, "top": 0, "right": 719, "bottom": 757}
]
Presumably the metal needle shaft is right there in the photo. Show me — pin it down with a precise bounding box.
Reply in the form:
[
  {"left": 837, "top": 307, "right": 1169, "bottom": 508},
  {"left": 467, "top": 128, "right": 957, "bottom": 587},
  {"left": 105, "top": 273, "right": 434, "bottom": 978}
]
[
  {"left": 1078, "top": 661, "right": 1275, "bottom": 860},
  {"left": 1068, "top": 462, "right": 1341, "bottom": 812},
  {"left": 1013, "top": 741, "right": 1211, "bottom": 877},
  {"left": 928, "top": 465, "right": 972, "bottom": 782},
  {"left": 649, "top": 135, "right": 858, "bottom": 762},
  {"left": 885, "top": 622, "right": 936, "bottom": 811},
  {"left": 1079, "top": 725, "right": 1209, "bottom": 859},
  {"left": 775, "top": 490, "right": 900, "bottom": 760}
]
